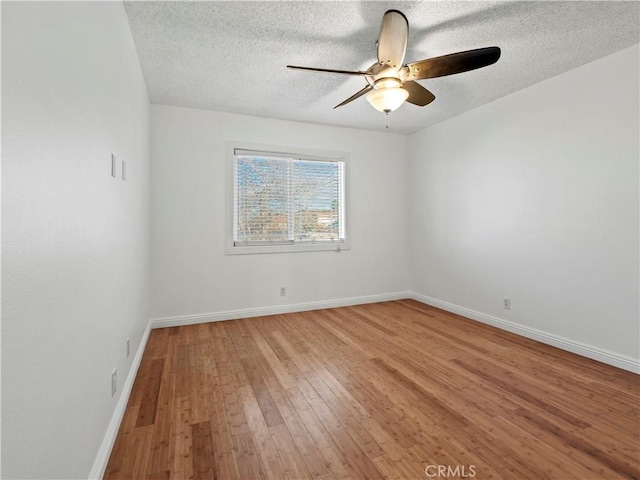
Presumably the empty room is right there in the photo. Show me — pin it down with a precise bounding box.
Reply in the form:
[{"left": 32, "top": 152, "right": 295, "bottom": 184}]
[{"left": 2, "top": 1, "right": 639, "bottom": 479}]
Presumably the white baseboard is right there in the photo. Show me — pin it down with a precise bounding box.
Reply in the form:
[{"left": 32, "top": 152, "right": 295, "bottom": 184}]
[
  {"left": 149, "top": 291, "right": 412, "bottom": 329},
  {"left": 410, "top": 292, "right": 640, "bottom": 374},
  {"left": 88, "top": 323, "right": 152, "bottom": 479}
]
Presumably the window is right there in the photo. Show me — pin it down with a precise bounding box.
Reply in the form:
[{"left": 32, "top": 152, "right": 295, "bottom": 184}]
[{"left": 227, "top": 144, "right": 348, "bottom": 254}]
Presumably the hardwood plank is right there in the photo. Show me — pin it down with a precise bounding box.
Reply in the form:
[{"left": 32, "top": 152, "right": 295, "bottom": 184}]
[
  {"left": 241, "top": 356, "right": 285, "bottom": 428},
  {"left": 237, "top": 384, "right": 289, "bottom": 479},
  {"left": 148, "top": 338, "right": 176, "bottom": 478},
  {"left": 250, "top": 325, "right": 296, "bottom": 390},
  {"left": 269, "top": 423, "right": 313, "bottom": 480},
  {"left": 452, "top": 357, "right": 592, "bottom": 429},
  {"left": 302, "top": 367, "right": 386, "bottom": 460},
  {"left": 511, "top": 407, "right": 640, "bottom": 479},
  {"left": 308, "top": 362, "right": 405, "bottom": 461},
  {"left": 130, "top": 425, "right": 154, "bottom": 479},
  {"left": 208, "top": 323, "right": 243, "bottom": 480},
  {"left": 259, "top": 337, "right": 338, "bottom": 478},
  {"left": 232, "top": 431, "right": 267, "bottom": 480},
  {"left": 170, "top": 395, "right": 193, "bottom": 479},
  {"left": 191, "top": 421, "right": 215, "bottom": 479},
  {"left": 489, "top": 413, "right": 623, "bottom": 479},
  {"left": 370, "top": 357, "right": 470, "bottom": 430},
  {"left": 136, "top": 358, "right": 164, "bottom": 427}
]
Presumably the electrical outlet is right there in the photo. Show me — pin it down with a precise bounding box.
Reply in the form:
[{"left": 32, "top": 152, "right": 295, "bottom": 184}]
[
  {"left": 111, "top": 369, "right": 117, "bottom": 397},
  {"left": 503, "top": 297, "right": 511, "bottom": 310},
  {"left": 280, "top": 286, "right": 286, "bottom": 296},
  {"left": 111, "top": 154, "right": 116, "bottom": 177},
  {"left": 126, "top": 338, "right": 130, "bottom": 359}
]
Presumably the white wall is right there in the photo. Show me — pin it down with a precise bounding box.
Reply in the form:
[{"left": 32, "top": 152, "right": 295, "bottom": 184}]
[
  {"left": 408, "top": 45, "right": 639, "bottom": 363},
  {"left": 150, "top": 105, "right": 409, "bottom": 320},
  {"left": 2, "top": 2, "right": 150, "bottom": 478}
]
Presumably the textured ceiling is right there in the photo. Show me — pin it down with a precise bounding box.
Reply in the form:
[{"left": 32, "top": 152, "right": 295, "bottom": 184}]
[{"left": 124, "top": 1, "right": 639, "bottom": 134}]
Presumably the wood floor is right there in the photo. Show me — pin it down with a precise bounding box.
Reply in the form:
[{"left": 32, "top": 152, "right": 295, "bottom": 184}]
[{"left": 104, "top": 300, "right": 640, "bottom": 479}]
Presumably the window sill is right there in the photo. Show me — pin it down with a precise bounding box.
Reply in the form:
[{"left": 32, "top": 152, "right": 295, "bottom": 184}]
[{"left": 225, "top": 241, "right": 350, "bottom": 255}]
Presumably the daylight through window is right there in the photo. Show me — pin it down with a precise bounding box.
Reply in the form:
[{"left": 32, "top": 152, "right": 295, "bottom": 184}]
[{"left": 232, "top": 149, "right": 346, "bottom": 249}]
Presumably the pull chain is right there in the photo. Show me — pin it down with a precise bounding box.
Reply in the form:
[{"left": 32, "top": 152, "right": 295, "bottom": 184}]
[{"left": 385, "top": 111, "right": 389, "bottom": 129}]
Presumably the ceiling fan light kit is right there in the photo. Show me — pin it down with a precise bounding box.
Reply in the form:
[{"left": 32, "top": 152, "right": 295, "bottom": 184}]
[
  {"left": 287, "top": 9, "right": 501, "bottom": 116},
  {"left": 366, "top": 78, "right": 409, "bottom": 113}
]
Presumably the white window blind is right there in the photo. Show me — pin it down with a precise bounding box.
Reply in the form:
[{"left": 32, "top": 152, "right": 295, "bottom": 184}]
[{"left": 233, "top": 149, "right": 345, "bottom": 247}]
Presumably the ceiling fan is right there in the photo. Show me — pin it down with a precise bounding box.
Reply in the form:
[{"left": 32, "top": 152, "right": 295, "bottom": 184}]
[{"left": 287, "top": 10, "right": 501, "bottom": 114}]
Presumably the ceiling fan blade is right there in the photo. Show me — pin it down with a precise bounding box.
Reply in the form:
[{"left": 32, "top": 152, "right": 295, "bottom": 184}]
[
  {"left": 402, "top": 81, "right": 436, "bottom": 107},
  {"left": 377, "top": 10, "right": 408, "bottom": 67},
  {"left": 287, "top": 65, "right": 368, "bottom": 76},
  {"left": 407, "top": 46, "right": 501, "bottom": 80},
  {"left": 333, "top": 85, "right": 373, "bottom": 109}
]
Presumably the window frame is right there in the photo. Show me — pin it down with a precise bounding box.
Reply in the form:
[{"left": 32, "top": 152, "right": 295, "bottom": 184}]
[{"left": 225, "top": 142, "right": 350, "bottom": 255}]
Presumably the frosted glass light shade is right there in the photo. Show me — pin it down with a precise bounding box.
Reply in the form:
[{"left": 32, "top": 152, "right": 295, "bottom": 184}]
[{"left": 366, "top": 87, "right": 409, "bottom": 113}]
